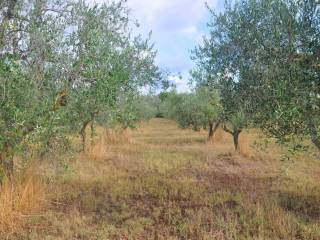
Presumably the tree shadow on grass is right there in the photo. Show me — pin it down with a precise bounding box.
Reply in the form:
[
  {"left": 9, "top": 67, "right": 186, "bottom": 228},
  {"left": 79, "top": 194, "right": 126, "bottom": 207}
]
[
  {"left": 145, "top": 137, "right": 207, "bottom": 146},
  {"left": 277, "top": 190, "right": 320, "bottom": 222}
]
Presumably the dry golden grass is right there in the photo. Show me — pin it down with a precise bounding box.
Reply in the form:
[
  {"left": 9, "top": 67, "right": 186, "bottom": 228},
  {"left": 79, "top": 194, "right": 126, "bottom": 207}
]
[
  {"left": 105, "top": 128, "right": 133, "bottom": 145},
  {"left": 0, "top": 166, "right": 47, "bottom": 238},
  {"left": 79, "top": 127, "right": 132, "bottom": 162},
  {"left": 3, "top": 119, "right": 320, "bottom": 239},
  {"left": 79, "top": 137, "right": 109, "bottom": 162}
]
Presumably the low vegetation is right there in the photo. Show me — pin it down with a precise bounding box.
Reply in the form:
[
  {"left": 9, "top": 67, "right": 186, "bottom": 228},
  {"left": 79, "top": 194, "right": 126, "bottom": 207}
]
[{"left": 0, "top": 119, "right": 319, "bottom": 239}]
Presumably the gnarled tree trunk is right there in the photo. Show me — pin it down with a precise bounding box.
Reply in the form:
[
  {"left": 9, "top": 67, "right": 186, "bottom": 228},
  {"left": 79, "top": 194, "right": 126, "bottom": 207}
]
[
  {"left": 222, "top": 125, "right": 242, "bottom": 152},
  {"left": 80, "top": 120, "right": 90, "bottom": 152},
  {"left": 232, "top": 130, "right": 241, "bottom": 152},
  {"left": 208, "top": 121, "right": 220, "bottom": 139}
]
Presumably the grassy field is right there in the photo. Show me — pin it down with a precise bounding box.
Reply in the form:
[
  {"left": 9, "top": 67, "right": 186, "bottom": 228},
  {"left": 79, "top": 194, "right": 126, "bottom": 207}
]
[{"left": 1, "top": 119, "right": 320, "bottom": 239}]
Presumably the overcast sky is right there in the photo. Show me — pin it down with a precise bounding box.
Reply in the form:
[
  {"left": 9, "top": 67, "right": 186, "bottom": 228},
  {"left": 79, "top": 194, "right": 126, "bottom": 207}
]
[{"left": 94, "top": 0, "right": 223, "bottom": 92}]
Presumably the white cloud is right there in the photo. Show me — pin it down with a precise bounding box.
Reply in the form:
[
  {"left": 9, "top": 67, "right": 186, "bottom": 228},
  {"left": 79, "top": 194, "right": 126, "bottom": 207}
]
[
  {"left": 168, "top": 75, "right": 183, "bottom": 84},
  {"left": 127, "top": 0, "right": 218, "bottom": 32},
  {"left": 91, "top": 0, "right": 221, "bottom": 92}
]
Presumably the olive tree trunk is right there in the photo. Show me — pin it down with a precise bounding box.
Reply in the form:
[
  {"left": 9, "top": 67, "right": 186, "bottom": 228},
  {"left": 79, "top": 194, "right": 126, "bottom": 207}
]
[
  {"left": 232, "top": 130, "right": 241, "bottom": 152},
  {"left": 208, "top": 121, "right": 220, "bottom": 139},
  {"left": 222, "top": 125, "right": 242, "bottom": 152},
  {"left": 80, "top": 120, "right": 90, "bottom": 152}
]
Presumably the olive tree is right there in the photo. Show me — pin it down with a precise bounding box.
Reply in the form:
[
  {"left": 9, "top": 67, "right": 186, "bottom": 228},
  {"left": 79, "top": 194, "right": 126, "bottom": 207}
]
[
  {"left": 191, "top": 19, "right": 249, "bottom": 151},
  {"left": 193, "top": 0, "right": 320, "bottom": 153},
  {"left": 66, "top": 1, "right": 160, "bottom": 151},
  {"left": 236, "top": 0, "right": 320, "bottom": 151},
  {"left": 0, "top": 0, "right": 73, "bottom": 176},
  {"left": 0, "top": 0, "right": 161, "bottom": 179},
  {"left": 194, "top": 88, "right": 221, "bottom": 139}
]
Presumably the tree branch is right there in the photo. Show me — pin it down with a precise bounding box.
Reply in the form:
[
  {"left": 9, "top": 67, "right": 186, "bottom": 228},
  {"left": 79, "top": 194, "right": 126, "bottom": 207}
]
[{"left": 222, "top": 124, "right": 233, "bottom": 134}]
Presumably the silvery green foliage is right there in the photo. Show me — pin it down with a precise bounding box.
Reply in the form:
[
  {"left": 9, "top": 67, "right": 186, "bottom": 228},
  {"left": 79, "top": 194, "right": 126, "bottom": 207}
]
[
  {"left": 192, "top": 0, "right": 320, "bottom": 152},
  {"left": 159, "top": 88, "right": 221, "bottom": 134},
  {"left": 0, "top": 0, "right": 160, "bottom": 174}
]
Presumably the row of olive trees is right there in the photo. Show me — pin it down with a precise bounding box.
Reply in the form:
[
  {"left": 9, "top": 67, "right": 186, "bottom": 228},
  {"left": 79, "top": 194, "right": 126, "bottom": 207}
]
[
  {"left": 0, "top": 0, "right": 161, "bottom": 180},
  {"left": 157, "top": 88, "right": 245, "bottom": 151},
  {"left": 191, "top": 0, "right": 319, "bottom": 153}
]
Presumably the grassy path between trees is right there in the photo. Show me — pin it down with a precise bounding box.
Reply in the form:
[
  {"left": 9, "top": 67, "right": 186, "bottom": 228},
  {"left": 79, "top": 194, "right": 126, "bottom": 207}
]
[{"left": 2, "top": 119, "right": 320, "bottom": 239}]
